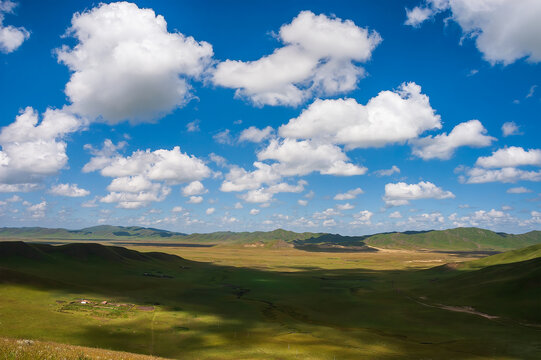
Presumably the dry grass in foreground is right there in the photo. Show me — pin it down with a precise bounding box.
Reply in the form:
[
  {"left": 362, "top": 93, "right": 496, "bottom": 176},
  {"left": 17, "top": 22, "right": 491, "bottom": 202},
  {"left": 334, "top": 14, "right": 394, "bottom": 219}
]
[{"left": 0, "top": 337, "right": 171, "bottom": 360}]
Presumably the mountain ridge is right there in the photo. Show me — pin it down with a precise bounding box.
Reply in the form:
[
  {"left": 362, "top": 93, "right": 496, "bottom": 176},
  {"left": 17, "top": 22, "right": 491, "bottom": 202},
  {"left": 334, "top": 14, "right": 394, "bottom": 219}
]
[{"left": 0, "top": 225, "right": 540, "bottom": 251}]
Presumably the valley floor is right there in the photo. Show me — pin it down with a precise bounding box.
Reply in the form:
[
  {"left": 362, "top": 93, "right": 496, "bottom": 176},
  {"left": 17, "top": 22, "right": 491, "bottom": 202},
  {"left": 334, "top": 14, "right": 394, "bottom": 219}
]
[{"left": 0, "top": 242, "right": 539, "bottom": 359}]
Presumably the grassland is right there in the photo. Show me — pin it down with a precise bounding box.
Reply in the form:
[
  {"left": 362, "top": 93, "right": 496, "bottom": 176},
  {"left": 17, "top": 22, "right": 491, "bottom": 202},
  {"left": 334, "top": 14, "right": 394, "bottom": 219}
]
[
  {"left": 2, "top": 226, "right": 541, "bottom": 252},
  {"left": 0, "top": 240, "right": 540, "bottom": 359},
  {"left": 0, "top": 337, "right": 170, "bottom": 360},
  {"left": 364, "top": 227, "right": 541, "bottom": 251}
]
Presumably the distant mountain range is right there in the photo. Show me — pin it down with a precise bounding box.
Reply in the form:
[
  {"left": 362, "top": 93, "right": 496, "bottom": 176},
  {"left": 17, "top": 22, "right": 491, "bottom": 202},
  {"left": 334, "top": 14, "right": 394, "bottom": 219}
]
[{"left": 0, "top": 225, "right": 540, "bottom": 252}]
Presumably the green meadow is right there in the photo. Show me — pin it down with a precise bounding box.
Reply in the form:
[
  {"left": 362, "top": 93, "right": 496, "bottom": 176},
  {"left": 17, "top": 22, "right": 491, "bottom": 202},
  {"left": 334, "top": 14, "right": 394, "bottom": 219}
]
[{"left": 0, "top": 236, "right": 540, "bottom": 359}]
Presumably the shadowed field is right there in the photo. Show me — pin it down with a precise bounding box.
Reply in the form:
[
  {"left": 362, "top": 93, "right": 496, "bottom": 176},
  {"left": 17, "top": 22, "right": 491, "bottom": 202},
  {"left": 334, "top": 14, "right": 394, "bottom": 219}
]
[{"left": 0, "top": 241, "right": 539, "bottom": 359}]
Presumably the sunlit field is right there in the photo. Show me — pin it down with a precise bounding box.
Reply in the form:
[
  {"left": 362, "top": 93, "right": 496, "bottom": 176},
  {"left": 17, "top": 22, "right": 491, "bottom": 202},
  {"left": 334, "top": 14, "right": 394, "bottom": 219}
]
[{"left": 1, "top": 241, "right": 539, "bottom": 359}]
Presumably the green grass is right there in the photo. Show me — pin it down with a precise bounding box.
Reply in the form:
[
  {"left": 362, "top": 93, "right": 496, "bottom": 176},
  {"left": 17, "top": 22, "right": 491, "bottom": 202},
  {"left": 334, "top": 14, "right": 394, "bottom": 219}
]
[
  {"left": 0, "top": 241, "right": 540, "bottom": 359},
  {"left": 365, "top": 227, "right": 541, "bottom": 251},
  {"left": 2, "top": 226, "right": 541, "bottom": 252},
  {"left": 0, "top": 337, "right": 170, "bottom": 360},
  {"left": 459, "top": 243, "right": 541, "bottom": 269}
]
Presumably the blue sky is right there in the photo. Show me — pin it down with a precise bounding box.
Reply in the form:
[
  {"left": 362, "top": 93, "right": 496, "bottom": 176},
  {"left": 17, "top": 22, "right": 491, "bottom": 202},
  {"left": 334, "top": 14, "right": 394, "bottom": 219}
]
[{"left": 0, "top": 0, "right": 540, "bottom": 234}]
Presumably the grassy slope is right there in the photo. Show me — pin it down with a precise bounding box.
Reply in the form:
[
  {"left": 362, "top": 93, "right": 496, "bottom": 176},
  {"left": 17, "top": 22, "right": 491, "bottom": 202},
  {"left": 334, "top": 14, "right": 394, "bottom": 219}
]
[
  {"left": 459, "top": 243, "right": 541, "bottom": 269},
  {"left": 0, "top": 337, "right": 171, "bottom": 360},
  {"left": 0, "top": 241, "right": 540, "bottom": 359},
  {"left": 0, "top": 225, "right": 187, "bottom": 240},
  {"left": 182, "top": 228, "right": 323, "bottom": 244},
  {"left": 365, "top": 227, "right": 541, "bottom": 251},
  {"left": 1, "top": 226, "right": 541, "bottom": 251},
  {"left": 418, "top": 243, "right": 541, "bottom": 322}
]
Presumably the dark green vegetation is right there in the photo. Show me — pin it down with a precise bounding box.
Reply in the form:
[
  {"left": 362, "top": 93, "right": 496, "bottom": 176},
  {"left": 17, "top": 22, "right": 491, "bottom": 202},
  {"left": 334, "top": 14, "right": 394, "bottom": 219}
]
[
  {"left": 2, "top": 226, "right": 541, "bottom": 252},
  {"left": 457, "top": 243, "right": 541, "bottom": 269},
  {"left": 0, "top": 241, "right": 540, "bottom": 359},
  {"left": 364, "top": 227, "right": 541, "bottom": 251},
  {"left": 0, "top": 225, "right": 187, "bottom": 240}
]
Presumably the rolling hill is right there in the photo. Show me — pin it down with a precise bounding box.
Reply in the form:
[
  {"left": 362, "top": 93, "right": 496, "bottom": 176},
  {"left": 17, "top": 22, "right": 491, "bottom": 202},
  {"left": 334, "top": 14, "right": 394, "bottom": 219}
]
[
  {"left": 1, "top": 240, "right": 540, "bottom": 359},
  {"left": 420, "top": 244, "right": 541, "bottom": 322},
  {"left": 364, "top": 227, "right": 541, "bottom": 251},
  {"left": 1, "top": 225, "right": 540, "bottom": 251},
  {"left": 0, "top": 225, "right": 187, "bottom": 240}
]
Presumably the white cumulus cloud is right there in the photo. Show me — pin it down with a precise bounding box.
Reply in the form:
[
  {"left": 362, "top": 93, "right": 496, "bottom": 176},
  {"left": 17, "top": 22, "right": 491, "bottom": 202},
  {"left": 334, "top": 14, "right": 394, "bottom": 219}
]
[
  {"left": 279, "top": 82, "right": 441, "bottom": 149},
  {"left": 465, "top": 167, "right": 541, "bottom": 184},
  {"left": 502, "top": 122, "right": 520, "bottom": 137},
  {"left": 383, "top": 181, "right": 455, "bottom": 206},
  {"left": 181, "top": 181, "right": 207, "bottom": 196},
  {"left": 83, "top": 140, "right": 210, "bottom": 208},
  {"left": 336, "top": 203, "right": 354, "bottom": 210},
  {"left": 0, "top": 1, "right": 29, "bottom": 53},
  {"left": 49, "top": 183, "right": 90, "bottom": 197},
  {"left": 212, "top": 10, "right": 381, "bottom": 106},
  {"left": 239, "top": 126, "right": 274, "bottom": 143},
  {"left": 475, "top": 147, "right": 541, "bottom": 168},
  {"left": 56, "top": 1, "right": 213, "bottom": 124},
  {"left": 411, "top": 120, "right": 495, "bottom": 160},
  {"left": 334, "top": 188, "right": 364, "bottom": 200},
  {"left": 405, "top": 0, "right": 541, "bottom": 65},
  {"left": 0, "top": 107, "right": 81, "bottom": 190},
  {"left": 257, "top": 138, "right": 367, "bottom": 177},
  {"left": 187, "top": 196, "right": 203, "bottom": 204}
]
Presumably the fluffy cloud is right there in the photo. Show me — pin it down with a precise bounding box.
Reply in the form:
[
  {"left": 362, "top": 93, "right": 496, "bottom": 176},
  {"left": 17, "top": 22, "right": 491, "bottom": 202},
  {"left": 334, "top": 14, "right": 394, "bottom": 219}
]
[
  {"left": 407, "top": 212, "right": 445, "bottom": 227},
  {"left": 257, "top": 139, "right": 367, "bottom": 176},
  {"left": 297, "top": 199, "right": 308, "bottom": 206},
  {"left": 238, "top": 180, "right": 307, "bottom": 203},
  {"left": 181, "top": 181, "right": 207, "bottom": 196},
  {"left": 465, "top": 167, "right": 541, "bottom": 184},
  {"left": 313, "top": 207, "right": 341, "bottom": 220},
  {"left": 221, "top": 138, "right": 365, "bottom": 198},
  {"left": 336, "top": 203, "right": 354, "bottom": 210},
  {"left": 404, "top": 6, "right": 434, "bottom": 27},
  {"left": 279, "top": 82, "right": 441, "bottom": 149},
  {"left": 383, "top": 181, "right": 455, "bottom": 206},
  {"left": 0, "top": 107, "right": 81, "bottom": 189},
  {"left": 84, "top": 144, "right": 210, "bottom": 183},
  {"left": 101, "top": 184, "right": 171, "bottom": 209},
  {"left": 213, "top": 10, "right": 381, "bottom": 106},
  {"left": 389, "top": 211, "right": 402, "bottom": 219},
  {"left": 411, "top": 120, "right": 494, "bottom": 160},
  {"left": 83, "top": 140, "right": 210, "bottom": 208},
  {"left": 350, "top": 210, "right": 373, "bottom": 225},
  {"left": 107, "top": 175, "right": 154, "bottom": 193},
  {"left": 405, "top": 0, "right": 541, "bottom": 65},
  {"left": 26, "top": 200, "right": 47, "bottom": 219},
  {"left": 49, "top": 183, "right": 90, "bottom": 197},
  {"left": 239, "top": 126, "right": 274, "bottom": 143},
  {"left": 56, "top": 2, "right": 213, "bottom": 124},
  {"left": 334, "top": 188, "right": 364, "bottom": 200},
  {"left": 475, "top": 147, "right": 541, "bottom": 168},
  {"left": 249, "top": 208, "right": 260, "bottom": 215},
  {"left": 187, "top": 196, "right": 203, "bottom": 204},
  {"left": 462, "top": 147, "right": 541, "bottom": 184},
  {"left": 206, "top": 207, "right": 215, "bottom": 215},
  {"left": 0, "top": 1, "right": 29, "bottom": 53},
  {"left": 450, "top": 208, "right": 514, "bottom": 228},
  {"left": 502, "top": 122, "right": 520, "bottom": 137},
  {"left": 220, "top": 162, "right": 281, "bottom": 192}
]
